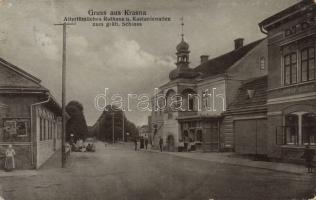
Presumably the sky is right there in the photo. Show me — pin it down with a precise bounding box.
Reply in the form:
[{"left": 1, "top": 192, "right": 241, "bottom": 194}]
[{"left": 0, "top": 0, "right": 300, "bottom": 126}]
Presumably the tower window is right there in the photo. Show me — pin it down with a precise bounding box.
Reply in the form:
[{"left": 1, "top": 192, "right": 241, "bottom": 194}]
[{"left": 260, "top": 56, "right": 265, "bottom": 70}]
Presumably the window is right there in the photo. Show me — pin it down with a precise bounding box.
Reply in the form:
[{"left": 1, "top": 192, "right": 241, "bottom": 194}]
[
  {"left": 285, "top": 114, "right": 298, "bottom": 145},
  {"left": 301, "top": 47, "right": 315, "bottom": 82},
  {"left": 260, "top": 56, "right": 265, "bottom": 70},
  {"left": 279, "top": 113, "right": 316, "bottom": 146},
  {"left": 40, "top": 118, "right": 43, "bottom": 141},
  {"left": 188, "top": 96, "right": 194, "bottom": 111},
  {"left": 44, "top": 119, "right": 47, "bottom": 140},
  {"left": 2, "top": 119, "right": 29, "bottom": 142},
  {"left": 196, "top": 130, "right": 203, "bottom": 142},
  {"left": 284, "top": 53, "right": 297, "bottom": 85},
  {"left": 302, "top": 113, "right": 316, "bottom": 145},
  {"left": 202, "top": 91, "right": 208, "bottom": 109},
  {"left": 16, "top": 121, "right": 28, "bottom": 137}
]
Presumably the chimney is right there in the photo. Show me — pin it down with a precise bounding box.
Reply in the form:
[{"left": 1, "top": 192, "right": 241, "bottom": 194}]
[
  {"left": 234, "top": 38, "right": 244, "bottom": 50},
  {"left": 200, "top": 55, "right": 209, "bottom": 64}
]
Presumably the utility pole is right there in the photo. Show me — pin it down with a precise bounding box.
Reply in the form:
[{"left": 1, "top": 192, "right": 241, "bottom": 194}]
[
  {"left": 112, "top": 112, "right": 115, "bottom": 144},
  {"left": 54, "top": 22, "right": 75, "bottom": 168},
  {"left": 122, "top": 111, "right": 125, "bottom": 142}
]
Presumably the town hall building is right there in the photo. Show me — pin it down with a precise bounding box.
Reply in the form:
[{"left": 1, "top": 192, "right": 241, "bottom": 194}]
[{"left": 150, "top": 23, "right": 268, "bottom": 152}]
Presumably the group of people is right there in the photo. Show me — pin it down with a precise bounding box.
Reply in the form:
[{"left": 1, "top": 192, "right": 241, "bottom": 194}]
[
  {"left": 133, "top": 136, "right": 164, "bottom": 152},
  {"left": 134, "top": 136, "right": 149, "bottom": 151}
]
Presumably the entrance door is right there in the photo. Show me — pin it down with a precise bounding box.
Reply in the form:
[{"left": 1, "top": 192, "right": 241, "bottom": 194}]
[
  {"left": 167, "top": 135, "right": 175, "bottom": 152},
  {"left": 234, "top": 119, "right": 267, "bottom": 155}
]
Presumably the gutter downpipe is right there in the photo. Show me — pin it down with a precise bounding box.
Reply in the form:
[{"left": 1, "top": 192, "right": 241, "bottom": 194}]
[
  {"left": 259, "top": 24, "right": 268, "bottom": 35},
  {"left": 30, "top": 93, "right": 50, "bottom": 169}
]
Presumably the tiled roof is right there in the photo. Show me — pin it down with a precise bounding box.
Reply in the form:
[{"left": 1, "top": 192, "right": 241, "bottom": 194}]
[
  {"left": 227, "top": 76, "right": 267, "bottom": 111},
  {"left": 259, "top": 0, "right": 313, "bottom": 31},
  {"left": 194, "top": 39, "right": 264, "bottom": 78}
]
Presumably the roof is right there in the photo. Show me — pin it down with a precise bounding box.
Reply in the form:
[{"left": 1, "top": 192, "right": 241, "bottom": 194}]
[
  {"left": 259, "top": 0, "right": 314, "bottom": 31},
  {"left": 194, "top": 39, "right": 264, "bottom": 78},
  {"left": 227, "top": 76, "right": 267, "bottom": 112},
  {"left": 0, "top": 57, "right": 61, "bottom": 114},
  {"left": 0, "top": 57, "right": 42, "bottom": 84}
]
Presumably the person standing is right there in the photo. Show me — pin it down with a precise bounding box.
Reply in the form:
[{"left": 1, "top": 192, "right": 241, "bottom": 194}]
[
  {"left": 144, "top": 136, "right": 149, "bottom": 150},
  {"left": 159, "top": 137, "right": 163, "bottom": 152},
  {"left": 302, "top": 145, "right": 315, "bottom": 173},
  {"left": 4, "top": 144, "right": 16, "bottom": 171},
  {"left": 134, "top": 137, "right": 138, "bottom": 151},
  {"left": 140, "top": 137, "right": 144, "bottom": 149}
]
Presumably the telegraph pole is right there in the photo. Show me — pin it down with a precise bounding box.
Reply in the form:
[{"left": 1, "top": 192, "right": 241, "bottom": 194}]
[
  {"left": 54, "top": 22, "right": 75, "bottom": 168},
  {"left": 112, "top": 112, "right": 115, "bottom": 144},
  {"left": 122, "top": 111, "right": 125, "bottom": 142}
]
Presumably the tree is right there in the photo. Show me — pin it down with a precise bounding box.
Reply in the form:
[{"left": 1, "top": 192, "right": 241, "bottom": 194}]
[
  {"left": 66, "top": 100, "right": 88, "bottom": 141},
  {"left": 92, "top": 105, "right": 139, "bottom": 142}
]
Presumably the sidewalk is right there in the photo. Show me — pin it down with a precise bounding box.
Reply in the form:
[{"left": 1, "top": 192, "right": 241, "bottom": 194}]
[
  {"left": 0, "top": 149, "right": 62, "bottom": 178},
  {"left": 148, "top": 148, "right": 308, "bottom": 174},
  {"left": 0, "top": 170, "right": 37, "bottom": 178}
]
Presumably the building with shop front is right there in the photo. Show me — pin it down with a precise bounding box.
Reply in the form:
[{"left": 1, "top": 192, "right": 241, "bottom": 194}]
[
  {"left": 259, "top": 0, "right": 316, "bottom": 162},
  {"left": 0, "top": 58, "right": 62, "bottom": 169},
  {"left": 150, "top": 28, "right": 267, "bottom": 152}
]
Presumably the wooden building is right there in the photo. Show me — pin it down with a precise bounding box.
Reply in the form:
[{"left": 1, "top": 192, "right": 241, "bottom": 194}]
[{"left": 0, "top": 58, "right": 62, "bottom": 169}]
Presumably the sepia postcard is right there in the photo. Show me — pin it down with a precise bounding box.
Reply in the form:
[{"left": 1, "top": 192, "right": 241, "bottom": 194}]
[{"left": 0, "top": 0, "right": 316, "bottom": 199}]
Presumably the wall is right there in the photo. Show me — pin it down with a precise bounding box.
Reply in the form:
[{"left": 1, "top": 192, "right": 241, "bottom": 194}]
[
  {"left": 35, "top": 105, "right": 62, "bottom": 168},
  {"left": 227, "top": 39, "right": 268, "bottom": 81},
  {"left": 267, "top": 99, "right": 316, "bottom": 160},
  {"left": 0, "top": 95, "right": 37, "bottom": 169}
]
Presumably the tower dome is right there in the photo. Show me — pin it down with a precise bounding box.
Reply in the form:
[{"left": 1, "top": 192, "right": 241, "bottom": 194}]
[
  {"left": 168, "top": 17, "right": 198, "bottom": 81},
  {"left": 176, "top": 38, "right": 189, "bottom": 52}
]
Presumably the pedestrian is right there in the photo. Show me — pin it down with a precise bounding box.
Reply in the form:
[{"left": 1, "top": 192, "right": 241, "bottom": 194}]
[
  {"left": 4, "top": 144, "right": 16, "bottom": 171},
  {"left": 302, "top": 145, "right": 315, "bottom": 173},
  {"left": 144, "top": 137, "right": 148, "bottom": 150},
  {"left": 134, "top": 137, "right": 138, "bottom": 151},
  {"left": 159, "top": 137, "right": 163, "bottom": 152},
  {"left": 140, "top": 136, "right": 144, "bottom": 149}
]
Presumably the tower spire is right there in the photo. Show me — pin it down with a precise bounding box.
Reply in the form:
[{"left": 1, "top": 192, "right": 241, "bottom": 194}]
[{"left": 180, "top": 17, "right": 184, "bottom": 41}]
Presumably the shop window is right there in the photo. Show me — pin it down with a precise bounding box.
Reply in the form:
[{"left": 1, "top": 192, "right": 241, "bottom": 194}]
[
  {"left": 16, "top": 121, "right": 28, "bottom": 137},
  {"left": 189, "top": 129, "right": 195, "bottom": 142},
  {"left": 284, "top": 53, "right": 297, "bottom": 85},
  {"left": 301, "top": 47, "right": 315, "bottom": 82},
  {"left": 2, "top": 119, "right": 29, "bottom": 142},
  {"left": 285, "top": 114, "right": 298, "bottom": 145},
  {"left": 196, "top": 130, "right": 203, "bottom": 142},
  {"left": 302, "top": 113, "right": 316, "bottom": 145}
]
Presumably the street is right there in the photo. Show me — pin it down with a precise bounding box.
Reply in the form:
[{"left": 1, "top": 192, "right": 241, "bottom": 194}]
[{"left": 1, "top": 142, "right": 316, "bottom": 200}]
